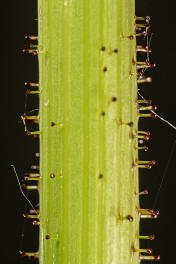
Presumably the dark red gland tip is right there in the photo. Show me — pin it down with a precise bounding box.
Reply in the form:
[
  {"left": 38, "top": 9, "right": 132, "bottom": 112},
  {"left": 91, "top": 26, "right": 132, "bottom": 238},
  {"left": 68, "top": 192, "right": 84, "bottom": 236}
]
[
  {"left": 143, "top": 189, "right": 149, "bottom": 194},
  {"left": 34, "top": 134, "right": 40, "bottom": 139},
  {"left": 146, "top": 61, "right": 150, "bottom": 66},
  {"left": 23, "top": 213, "right": 27, "bottom": 218},
  {"left": 32, "top": 220, "right": 38, "bottom": 226},
  {"left": 152, "top": 104, "right": 157, "bottom": 110},
  {"left": 148, "top": 209, "right": 154, "bottom": 213},
  {"left": 32, "top": 51, "right": 38, "bottom": 56},
  {"left": 147, "top": 248, "right": 153, "bottom": 254},
  {"left": 22, "top": 49, "right": 29, "bottom": 54},
  {"left": 23, "top": 176, "right": 28, "bottom": 181},
  {"left": 19, "top": 251, "right": 25, "bottom": 257},
  {"left": 31, "top": 165, "right": 38, "bottom": 170},
  {"left": 24, "top": 82, "right": 31, "bottom": 87},
  {"left": 145, "top": 46, "right": 151, "bottom": 53},
  {"left": 144, "top": 135, "right": 150, "bottom": 141},
  {"left": 150, "top": 160, "right": 156, "bottom": 165},
  {"left": 136, "top": 27, "right": 142, "bottom": 31},
  {"left": 146, "top": 164, "right": 152, "bottom": 169},
  {"left": 26, "top": 89, "right": 30, "bottom": 94},
  {"left": 146, "top": 61, "right": 156, "bottom": 67},
  {"left": 138, "top": 72, "right": 144, "bottom": 76},
  {"left": 154, "top": 210, "right": 159, "bottom": 216},
  {"left": 45, "top": 235, "right": 51, "bottom": 240},
  {"left": 145, "top": 131, "right": 150, "bottom": 136},
  {"left": 154, "top": 255, "right": 160, "bottom": 261},
  {"left": 150, "top": 234, "right": 155, "bottom": 240},
  {"left": 151, "top": 113, "right": 157, "bottom": 118},
  {"left": 25, "top": 131, "right": 30, "bottom": 136},
  {"left": 152, "top": 214, "right": 158, "bottom": 219},
  {"left": 144, "top": 146, "right": 149, "bottom": 151},
  {"left": 146, "top": 16, "right": 151, "bottom": 23}
]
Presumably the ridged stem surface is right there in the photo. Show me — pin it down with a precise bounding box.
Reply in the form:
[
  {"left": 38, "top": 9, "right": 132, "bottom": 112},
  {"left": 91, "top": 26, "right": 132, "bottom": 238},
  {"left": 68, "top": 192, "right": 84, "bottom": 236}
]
[{"left": 38, "top": 0, "right": 139, "bottom": 263}]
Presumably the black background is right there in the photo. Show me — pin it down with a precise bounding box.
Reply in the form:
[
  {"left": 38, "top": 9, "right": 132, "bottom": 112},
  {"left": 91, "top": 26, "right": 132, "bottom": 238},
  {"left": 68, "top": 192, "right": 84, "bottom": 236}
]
[{"left": 0, "top": 0, "right": 176, "bottom": 263}]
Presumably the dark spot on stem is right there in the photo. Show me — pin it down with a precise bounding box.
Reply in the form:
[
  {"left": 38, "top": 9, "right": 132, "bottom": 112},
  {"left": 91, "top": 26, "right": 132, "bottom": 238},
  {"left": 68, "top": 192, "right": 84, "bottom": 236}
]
[
  {"left": 112, "top": 97, "right": 117, "bottom": 102},
  {"left": 126, "top": 215, "right": 133, "bottom": 222},
  {"left": 101, "top": 112, "right": 105, "bottom": 116},
  {"left": 103, "top": 67, "right": 108, "bottom": 72},
  {"left": 50, "top": 173, "right": 55, "bottom": 178},
  {"left": 45, "top": 235, "right": 51, "bottom": 240},
  {"left": 99, "top": 174, "right": 103, "bottom": 179},
  {"left": 101, "top": 46, "right": 106, "bottom": 51},
  {"left": 128, "top": 122, "right": 134, "bottom": 127},
  {"left": 129, "top": 35, "right": 134, "bottom": 40},
  {"left": 51, "top": 122, "right": 56, "bottom": 126},
  {"left": 114, "top": 49, "right": 118, "bottom": 53}
]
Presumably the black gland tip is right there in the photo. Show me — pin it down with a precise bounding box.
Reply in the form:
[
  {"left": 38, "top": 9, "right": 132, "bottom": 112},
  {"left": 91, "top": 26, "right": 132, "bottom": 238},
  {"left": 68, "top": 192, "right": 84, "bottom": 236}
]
[
  {"left": 101, "top": 46, "right": 106, "bottom": 51},
  {"left": 99, "top": 174, "right": 103, "bottom": 179},
  {"left": 126, "top": 215, "right": 133, "bottom": 222},
  {"left": 112, "top": 97, "right": 117, "bottom": 102},
  {"left": 103, "top": 67, "right": 108, "bottom": 72},
  {"left": 25, "top": 36, "right": 30, "bottom": 40},
  {"left": 50, "top": 173, "right": 55, "bottom": 178},
  {"left": 45, "top": 235, "right": 51, "bottom": 240},
  {"left": 101, "top": 112, "right": 105, "bottom": 116},
  {"left": 114, "top": 49, "right": 118, "bottom": 53}
]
